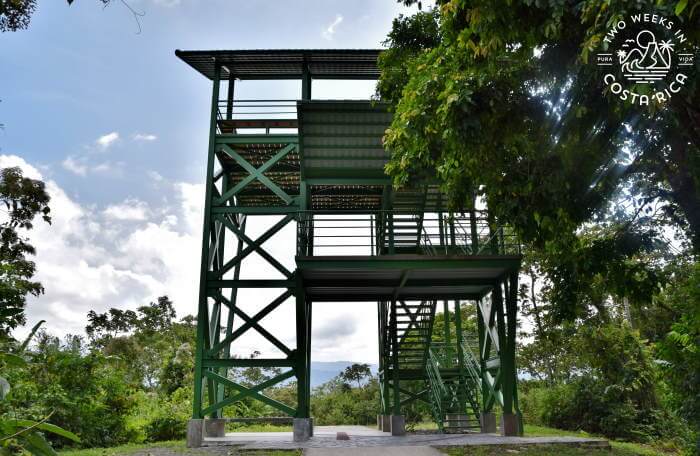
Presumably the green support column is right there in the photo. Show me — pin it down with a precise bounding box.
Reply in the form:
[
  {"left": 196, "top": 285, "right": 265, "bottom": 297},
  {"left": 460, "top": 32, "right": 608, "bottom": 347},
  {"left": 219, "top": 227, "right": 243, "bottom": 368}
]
[
  {"left": 443, "top": 300, "right": 452, "bottom": 362},
  {"left": 506, "top": 272, "right": 523, "bottom": 435},
  {"left": 192, "top": 61, "right": 221, "bottom": 419},
  {"left": 453, "top": 300, "right": 467, "bottom": 411},
  {"left": 382, "top": 301, "right": 391, "bottom": 414},
  {"left": 226, "top": 75, "right": 234, "bottom": 120},
  {"left": 302, "top": 62, "right": 311, "bottom": 100},
  {"left": 295, "top": 273, "right": 310, "bottom": 418},
  {"left": 390, "top": 300, "right": 400, "bottom": 415}
]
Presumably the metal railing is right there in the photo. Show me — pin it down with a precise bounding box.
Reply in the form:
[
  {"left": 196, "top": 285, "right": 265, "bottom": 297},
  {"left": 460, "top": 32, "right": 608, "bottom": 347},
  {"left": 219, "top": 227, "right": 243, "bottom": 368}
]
[
  {"left": 216, "top": 99, "right": 299, "bottom": 135},
  {"left": 296, "top": 210, "right": 520, "bottom": 257}
]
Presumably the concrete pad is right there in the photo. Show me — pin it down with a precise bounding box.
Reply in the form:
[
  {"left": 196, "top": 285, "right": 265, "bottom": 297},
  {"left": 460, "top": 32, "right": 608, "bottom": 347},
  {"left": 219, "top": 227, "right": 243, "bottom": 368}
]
[
  {"left": 294, "top": 418, "right": 312, "bottom": 442},
  {"left": 390, "top": 415, "right": 405, "bottom": 436},
  {"left": 480, "top": 412, "right": 497, "bottom": 433},
  {"left": 201, "top": 424, "right": 608, "bottom": 450},
  {"left": 186, "top": 419, "right": 203, "bottom": 448},
  {"left": 203, "top": 419, "right": 225, "bottom": 438},
  {"left": 500, "top": 413, "right": 520, "bottom": 436},
  {"left": 306, "top": 446, "right": 443, "bottom": 455}
]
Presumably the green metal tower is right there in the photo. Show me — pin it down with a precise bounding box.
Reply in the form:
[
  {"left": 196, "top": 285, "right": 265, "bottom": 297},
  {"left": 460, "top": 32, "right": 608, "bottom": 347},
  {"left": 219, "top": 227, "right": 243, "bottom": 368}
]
[{"left": 176, "top": 49, "right": 523, "bottom": 446}]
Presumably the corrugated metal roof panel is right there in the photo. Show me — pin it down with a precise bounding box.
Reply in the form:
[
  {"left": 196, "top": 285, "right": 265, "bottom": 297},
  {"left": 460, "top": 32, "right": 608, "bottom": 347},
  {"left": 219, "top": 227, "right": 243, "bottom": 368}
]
[{"left": 175, "top": 49, "right": 382, "bottom": 80}]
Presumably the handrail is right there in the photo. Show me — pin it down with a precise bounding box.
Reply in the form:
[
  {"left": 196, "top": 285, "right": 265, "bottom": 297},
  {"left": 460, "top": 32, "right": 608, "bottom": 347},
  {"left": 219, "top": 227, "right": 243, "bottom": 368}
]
[{"left": 296, "top": 210, "right": 520, "bottom": 257}]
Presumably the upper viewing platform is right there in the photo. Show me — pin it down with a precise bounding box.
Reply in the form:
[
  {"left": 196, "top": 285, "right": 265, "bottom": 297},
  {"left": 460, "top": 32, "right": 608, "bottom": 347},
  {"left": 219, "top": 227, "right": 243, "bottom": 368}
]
[{"left": 175, "top": 48, "right": 520, "bottom": 258}]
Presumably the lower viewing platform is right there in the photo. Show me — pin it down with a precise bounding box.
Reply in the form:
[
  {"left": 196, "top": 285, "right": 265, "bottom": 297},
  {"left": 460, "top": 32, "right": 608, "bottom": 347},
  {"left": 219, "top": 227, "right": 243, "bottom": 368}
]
[{"left": 295, "top": 254, "right": 521, "bottom": 301}]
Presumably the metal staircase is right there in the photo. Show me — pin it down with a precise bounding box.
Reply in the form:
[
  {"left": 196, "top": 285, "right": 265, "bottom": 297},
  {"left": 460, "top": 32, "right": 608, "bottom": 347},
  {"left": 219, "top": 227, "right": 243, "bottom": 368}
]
[
  {"left": 382, "top": 190, "right": 427, "bottom": 254},
  {"left": 386, "top": 300, "right": 436, "bottom": 373},
  {"left": 425, "top": 337, "right": 482, "bottom": 433}
]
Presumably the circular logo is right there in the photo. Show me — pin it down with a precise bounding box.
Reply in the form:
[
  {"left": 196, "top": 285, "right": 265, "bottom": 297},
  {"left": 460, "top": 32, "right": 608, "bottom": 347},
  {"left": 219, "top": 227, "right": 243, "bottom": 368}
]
[{"left": 595, "top": 13, "right": 695, "bottom": 106}]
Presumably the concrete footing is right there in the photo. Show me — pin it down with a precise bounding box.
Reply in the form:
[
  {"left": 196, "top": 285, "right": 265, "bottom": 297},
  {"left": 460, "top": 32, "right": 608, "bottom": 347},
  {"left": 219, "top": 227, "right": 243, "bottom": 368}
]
[
  {"left": 390, "top": 415, "right": 405, "bottom": 436},
  {"left": 378, "top": 415, "right": 391, "bottom": 432},
  {"left": 293, "top": 417, "right": 312, "bottom": 442},
  {"left": 382, "top": 415, "right": 391, "bottom": 432},
  {"left": 203, "top": 418, "right": 226, "bottom": 438},
  {"left": 186, "top": 419, "right": 203, "bottom": 448},
  {"left": 501, "top": 413, "right": 520, "bottom": 436},
  {"left": 480, "top": 412, "right": 497, "bottom": 433}
]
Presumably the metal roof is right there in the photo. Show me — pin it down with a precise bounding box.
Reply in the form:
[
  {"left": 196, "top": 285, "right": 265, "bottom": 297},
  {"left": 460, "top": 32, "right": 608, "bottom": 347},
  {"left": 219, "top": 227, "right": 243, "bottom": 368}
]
[{"left": 175, "top": 49, "right": 383, "bottom": 80}]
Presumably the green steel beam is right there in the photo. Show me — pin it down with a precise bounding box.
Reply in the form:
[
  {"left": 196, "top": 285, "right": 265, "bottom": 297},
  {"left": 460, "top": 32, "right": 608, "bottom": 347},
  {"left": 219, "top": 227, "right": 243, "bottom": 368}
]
[
  {"left": 202, "top": 358, "right": 295, "bottom": 368},
  {"left": 216, "top": 143, "right": 297, "bottom": 205},
  {"left": 216, "top": 293, "right": 293, "bottom": 356},
  {"left": 220, "top": 144, "right": 294, "bottom": 205},
  {"left": 209, "top": 290, "right": 293, "bottom": 355},
  {"left": 202, "top": 369, "right": 296, "bottom": 416},
  {"left": 192, "top": 60, "right": 221, "bottom": 420}
]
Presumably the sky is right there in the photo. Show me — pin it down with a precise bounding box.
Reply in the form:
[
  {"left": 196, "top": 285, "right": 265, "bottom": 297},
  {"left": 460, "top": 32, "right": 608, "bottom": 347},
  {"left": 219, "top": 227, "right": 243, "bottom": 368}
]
[{"left": 0, "top": 0, "right": 425, "bottom": 363}]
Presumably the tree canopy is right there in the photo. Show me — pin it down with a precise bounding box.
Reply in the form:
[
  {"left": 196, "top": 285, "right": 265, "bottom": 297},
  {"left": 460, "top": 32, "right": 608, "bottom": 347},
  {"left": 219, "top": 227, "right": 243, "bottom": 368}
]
[
  {"left": 378, "top": 0, "right": 699, "bottom": 319},
  {"left": 0, "top": 167, "right": 51, "bottom": 336}
]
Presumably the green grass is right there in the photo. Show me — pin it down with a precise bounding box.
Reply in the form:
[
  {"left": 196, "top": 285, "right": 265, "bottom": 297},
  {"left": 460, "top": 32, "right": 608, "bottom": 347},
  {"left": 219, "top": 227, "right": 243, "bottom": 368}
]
[
  {"left": 58, "top": 441, "right": 187, "bottom": 456},
  {"left": 58, "top": 442, "right": 300, "bottom": 456},
  {"left": 225, "top": 423, "right": 292, "bottom": 433},
  {"left": 440, "top": 445, "right": 669, "bottom": 456}
]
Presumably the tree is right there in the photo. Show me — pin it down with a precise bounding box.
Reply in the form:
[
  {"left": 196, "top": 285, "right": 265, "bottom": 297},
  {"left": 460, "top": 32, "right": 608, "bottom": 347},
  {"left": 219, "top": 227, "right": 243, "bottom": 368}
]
[
  {"left": 0, "top": 167, "right": 51, "bottom": 337},
  {"left": 0, "top": 0, "right": 110, "bottom": 32},
  {"left": 340, "top": 363, "right": 372, "bottom": 389},
  {"left": 378, "top": 1, "right": 698, "bottom": 319}
]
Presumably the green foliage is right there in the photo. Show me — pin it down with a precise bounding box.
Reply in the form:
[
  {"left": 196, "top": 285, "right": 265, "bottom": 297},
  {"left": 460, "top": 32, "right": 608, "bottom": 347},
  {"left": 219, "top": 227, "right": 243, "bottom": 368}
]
[
  {"left": 379, "top": 0, "right": 700, "bottom": 319},
  {"left": 311, "top": 375, "right": 379, "bottom": 426},
  {"left": 2, "top": 333, "right": 136, "bottom": 448},
  {"left": 0, "top": 325, "right": 81, "bottom": 456},
  {"left": 0, "top": 0, "right": 112, "bottom": 32},
  {"left": 0, "top": 167, "right": 51, "bottom": 336},
  {"left": 654, "top": 261, "right": 700, "bottom": 438},
  {"left": 520, "top": 322, "right": 691, "bottom": 444},
  {"left": 339, "top": 363, "right": 372, "bottom": 388}
]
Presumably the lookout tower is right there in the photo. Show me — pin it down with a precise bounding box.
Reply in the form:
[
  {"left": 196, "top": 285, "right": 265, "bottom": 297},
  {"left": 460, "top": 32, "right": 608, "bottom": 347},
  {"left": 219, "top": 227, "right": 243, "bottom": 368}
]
[{"left": 176, "top": 49, "right": 523, "bottom": 446}]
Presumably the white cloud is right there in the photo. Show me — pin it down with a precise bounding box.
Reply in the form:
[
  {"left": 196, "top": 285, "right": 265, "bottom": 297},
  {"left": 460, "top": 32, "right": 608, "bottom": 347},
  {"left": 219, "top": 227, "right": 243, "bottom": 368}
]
[
  {"left": 0, "top": 154, "right": 202, "bottom": 338},
  {"left": 133, "top": 133, "right": 158, "bottom": 142},
  {"left": 62, "top": 156, "right": 87, "bottom": 176},
  {"left": 96, "top": 132, "right": 119, "bottom": 149},
  {"left": 2, "top": 154, "right": 380, "bottom": 364},
  {"left": 147, "top": 170, "right": 164, "bottom": 182},
  {"left": 103, "top": 198, "right": 150, "bottom": 221},
  {"left": 322, "top": 14, "right": 343, "bottom": 40}
]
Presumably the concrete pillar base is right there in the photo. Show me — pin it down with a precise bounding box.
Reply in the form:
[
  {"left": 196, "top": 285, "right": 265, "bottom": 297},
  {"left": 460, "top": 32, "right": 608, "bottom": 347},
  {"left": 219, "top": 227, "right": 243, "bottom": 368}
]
[
  {"left": 293, "top": 418, "right": 312, "bottom": 442},
  {"left": 480, "top": 412, "right": 497, "bottom": 433},
  {"left": 381, "top": 415, "right": 391, "bottom": 432},
  {"left": 390, "top": 415, "right": 405, "bottom": 436},
  {"left": 501, "top": 413, "right": 520, "bottom": 436},
  {"left": 186, "top": 419, "right": 203, "bottom": 448},
  {"left": 203, "top": 418, "right": 226, "bottom": 438}
]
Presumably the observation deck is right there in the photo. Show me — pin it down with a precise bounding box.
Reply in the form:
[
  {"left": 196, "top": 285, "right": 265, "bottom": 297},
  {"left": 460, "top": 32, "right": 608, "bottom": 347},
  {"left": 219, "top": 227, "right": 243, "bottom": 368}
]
[{"left": 177, "top": 49, "right": 523, "bottom": 443}]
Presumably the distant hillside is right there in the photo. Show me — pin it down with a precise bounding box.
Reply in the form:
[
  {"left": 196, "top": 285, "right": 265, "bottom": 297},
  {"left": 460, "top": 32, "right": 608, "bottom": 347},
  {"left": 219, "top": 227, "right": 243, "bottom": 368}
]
[{"left": 310, "top": 361, "right": 378, "bottom": 388}]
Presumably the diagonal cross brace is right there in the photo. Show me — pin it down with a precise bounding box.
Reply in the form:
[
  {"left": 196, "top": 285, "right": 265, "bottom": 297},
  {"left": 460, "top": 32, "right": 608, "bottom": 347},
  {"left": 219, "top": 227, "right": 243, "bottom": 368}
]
[
  {"left": 202, "top": 369, "right": 296, "bottom": 416},
  {"left": 218, "top": 144, "right": 295, "bottom": 205},
  {"left": 217, "top": 214, "right": 294, "bottom": 278},
  {"left": 209, "top": 290, "right": 293, "bottom": 355},
  {"left": 215, "top": 293, "right": 292, "bottom": 356},
  {"left": 217, "top": 214, "right": 292, "bottom": 278}
]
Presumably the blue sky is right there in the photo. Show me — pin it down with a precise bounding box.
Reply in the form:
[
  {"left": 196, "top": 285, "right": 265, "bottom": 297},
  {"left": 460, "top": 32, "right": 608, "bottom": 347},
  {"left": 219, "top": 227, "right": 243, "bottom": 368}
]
[{"left": 0, "top": 0, "right": 422, "bottom": 363}]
